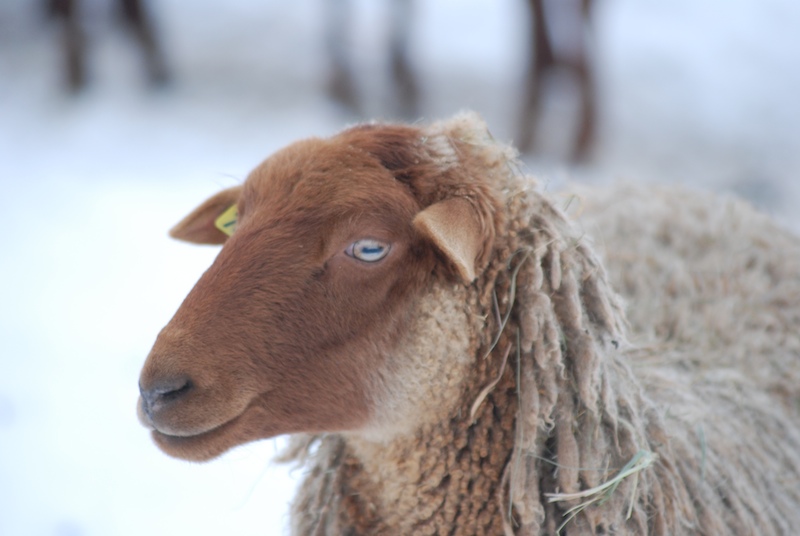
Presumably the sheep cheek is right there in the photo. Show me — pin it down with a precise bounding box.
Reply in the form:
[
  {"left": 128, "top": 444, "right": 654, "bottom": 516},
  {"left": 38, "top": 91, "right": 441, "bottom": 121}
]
[{"left": 361, "top": 283, "right": 477, "bottom": 440}]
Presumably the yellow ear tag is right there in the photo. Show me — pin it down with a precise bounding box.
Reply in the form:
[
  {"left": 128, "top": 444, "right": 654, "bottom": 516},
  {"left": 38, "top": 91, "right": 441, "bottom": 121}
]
[{"left": 214, "top": 204, "right": 238, "bottom": 236}]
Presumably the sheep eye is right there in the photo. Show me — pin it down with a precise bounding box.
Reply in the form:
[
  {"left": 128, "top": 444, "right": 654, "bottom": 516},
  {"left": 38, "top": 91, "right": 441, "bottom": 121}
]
[{"left": 347, "top": 239, "right": 391, "bottom": 262}]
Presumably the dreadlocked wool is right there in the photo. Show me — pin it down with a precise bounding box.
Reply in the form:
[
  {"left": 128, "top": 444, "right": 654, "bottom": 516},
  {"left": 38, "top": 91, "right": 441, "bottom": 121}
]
[{"left": 280, "top": 113, "right": 800, "bottom": 535}]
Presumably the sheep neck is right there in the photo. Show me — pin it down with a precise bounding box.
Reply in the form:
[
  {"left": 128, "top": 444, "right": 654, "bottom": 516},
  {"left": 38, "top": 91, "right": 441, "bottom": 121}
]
[{"left": 341, "top": 363, "right": 519, "bottom": 535}]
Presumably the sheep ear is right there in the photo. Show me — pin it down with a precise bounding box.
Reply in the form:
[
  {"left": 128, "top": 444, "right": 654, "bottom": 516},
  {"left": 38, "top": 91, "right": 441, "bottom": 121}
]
[
  {"left": 169, "top": 186, "right": 243, "bottom": 245},
  {"left": 413, "top": 198, "right": 484, "bottom": 284}
]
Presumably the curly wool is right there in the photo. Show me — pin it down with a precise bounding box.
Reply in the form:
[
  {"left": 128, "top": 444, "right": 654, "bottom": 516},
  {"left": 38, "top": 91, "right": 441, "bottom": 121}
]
[{"left": 281, "top": 113, "right": 800, "bottom": 535}]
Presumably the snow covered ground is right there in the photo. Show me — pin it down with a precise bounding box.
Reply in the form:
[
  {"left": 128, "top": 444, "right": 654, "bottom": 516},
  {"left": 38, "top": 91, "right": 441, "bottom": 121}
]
[{"left": 1, "top": 0, "right": 798, "bottom": 534}]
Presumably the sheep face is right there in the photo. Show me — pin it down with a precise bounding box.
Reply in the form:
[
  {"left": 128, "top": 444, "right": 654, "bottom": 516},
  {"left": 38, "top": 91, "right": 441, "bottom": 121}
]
[{"left": 137, "top": 124, "right": 498, "bottom": 461}]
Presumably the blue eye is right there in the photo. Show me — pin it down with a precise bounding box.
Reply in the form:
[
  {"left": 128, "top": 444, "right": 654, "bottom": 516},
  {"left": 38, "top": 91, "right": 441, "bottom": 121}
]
[{"left": 347, "top": 239, "right": 391, "bottom": 262}]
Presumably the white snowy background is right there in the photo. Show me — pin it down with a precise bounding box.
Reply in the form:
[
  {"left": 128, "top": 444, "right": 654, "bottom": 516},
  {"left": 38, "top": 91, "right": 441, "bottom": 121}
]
[{"left": 1, "top": 0, "right": 798, "bottom": 534}]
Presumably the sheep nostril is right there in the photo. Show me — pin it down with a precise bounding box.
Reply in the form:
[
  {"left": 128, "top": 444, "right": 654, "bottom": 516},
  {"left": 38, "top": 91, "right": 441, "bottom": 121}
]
[
  {"left": 140, "top": 376, "right": 193, "bottom": 417},
  {"left": 160, "top": 379, "right": 192, "bottom": 401}
]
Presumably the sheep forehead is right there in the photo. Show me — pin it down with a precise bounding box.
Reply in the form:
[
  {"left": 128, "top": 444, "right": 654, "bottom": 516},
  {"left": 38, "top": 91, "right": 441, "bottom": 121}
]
[{"left": 242, "top": 138, "right": 417, "bottom": 218}]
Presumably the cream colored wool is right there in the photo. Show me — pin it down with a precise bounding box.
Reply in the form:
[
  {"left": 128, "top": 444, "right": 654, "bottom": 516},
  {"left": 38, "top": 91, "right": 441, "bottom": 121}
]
[
  {"left": 281, "top": 113, "right": 800, "bottom": 535},
  {"left": 574, "top": 184, "right": 800, "bottom": 409}
]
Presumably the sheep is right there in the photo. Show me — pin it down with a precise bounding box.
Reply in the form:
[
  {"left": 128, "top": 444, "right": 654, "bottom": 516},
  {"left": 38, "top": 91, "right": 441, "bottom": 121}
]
[
  {"left": 519, "top": 0, "right": 596, "bottom": 160},
  {"left": 137, "top": 111, "right": 800, "bottom": 535},
  {"left": 327, "top": 0, "right": 596, "bottom": 159},
  {"left": 325, "top": 0, "right": 418, "bottom": 119},
  {"left": 46, "top": 0, "right": 168, "bottom": 91}
]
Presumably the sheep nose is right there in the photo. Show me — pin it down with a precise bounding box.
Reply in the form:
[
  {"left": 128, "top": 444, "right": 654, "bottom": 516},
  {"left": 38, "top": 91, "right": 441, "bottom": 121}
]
[{"left": 139, "top": 375, "right": 193, "bottom": 420}]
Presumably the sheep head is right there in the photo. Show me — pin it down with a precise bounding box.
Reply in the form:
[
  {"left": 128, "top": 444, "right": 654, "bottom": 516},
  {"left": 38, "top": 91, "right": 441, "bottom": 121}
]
[{"left": 137, "top": 119, "right": 503, "bottom": 461}]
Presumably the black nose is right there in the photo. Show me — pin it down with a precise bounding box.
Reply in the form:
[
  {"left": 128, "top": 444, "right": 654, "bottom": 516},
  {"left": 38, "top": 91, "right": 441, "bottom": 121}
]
[{"left": 139, "top": 376, "right": 193, "bottom": 419}]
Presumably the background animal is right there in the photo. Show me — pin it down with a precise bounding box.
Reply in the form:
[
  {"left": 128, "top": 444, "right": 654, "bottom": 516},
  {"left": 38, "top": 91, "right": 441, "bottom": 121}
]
[
  {"left": 325, "top": 0, "right": 419, "bottom": 119},
  {"left": 43, "top": 0, "right": 594, "bottom": 158},
  {"left": 327, "top": 0, "right": 596, "bottom": 159},
  {"left": 46, "top": 0, "right": 168, "bottom": 90},
  {"left": 138, "top": 113, "right": 800, "bottom": 534},
  {"left": 519, "top": 0, "right": 595, "bottom": 160}
]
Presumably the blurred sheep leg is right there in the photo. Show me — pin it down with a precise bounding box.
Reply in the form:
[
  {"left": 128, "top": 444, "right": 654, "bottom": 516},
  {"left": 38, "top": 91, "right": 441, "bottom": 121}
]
[
  {"left": 47, "top": 0, "right": 168, "bottom": 92},
  {"left": 325, "top": 0, "right": 361, "bottom": 111},
  {"left": 119, "top": 0, "right": 169, "bottom": 85},
  {"left": 48, "top": 0, "right": 86, "bottom": 91},
  {"left": 324, "top": 0, "right": 418, "bottom": 118},
  {"left": 388, "top": 0, "right": 419, "bottom": 118},
  {"left": 518, "top": 0, "right": 595, "bottom": 161}
]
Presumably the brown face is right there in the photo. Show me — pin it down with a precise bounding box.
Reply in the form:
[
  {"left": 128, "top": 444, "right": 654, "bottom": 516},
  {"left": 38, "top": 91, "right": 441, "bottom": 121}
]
[
  {"left": 137, "top": 134, "right": 445, "bottom": 461},
  {"left": 137, "top": 124, "right": 495, "bottom": 461}
]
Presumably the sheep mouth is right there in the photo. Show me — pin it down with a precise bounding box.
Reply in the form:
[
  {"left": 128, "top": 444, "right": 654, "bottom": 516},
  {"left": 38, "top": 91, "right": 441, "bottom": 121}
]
[
  {"left": 136, "top": 389, "right": 262, "bottom": 448},
  {"left": 135, "top": 392, "right": 247, "bottom": 460},
  {"left": 152, "top": 418, "right": 233, "bottom": 441},
  {"left": 138, "top": 392, "right": 282, "bottom": 461},
  {"left": 135, "top": 394, "right": 229, "bottom": 437},
  {"left": 150, "top": 396, "right": 279, "bottom": 461},
  {"left": 149, "top": 411, "right": 247, "bottom": 461}
]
